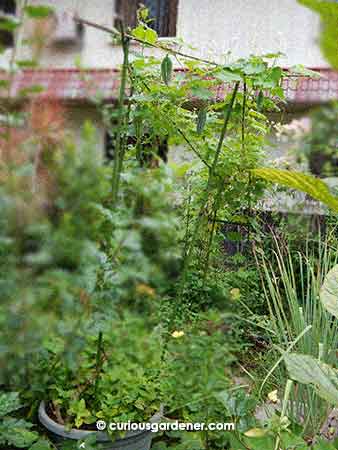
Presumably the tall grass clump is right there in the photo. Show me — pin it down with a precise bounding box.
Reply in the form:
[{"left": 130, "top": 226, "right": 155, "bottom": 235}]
[{"left": 259, "top": 234, "right": 338, "bottom": 437}]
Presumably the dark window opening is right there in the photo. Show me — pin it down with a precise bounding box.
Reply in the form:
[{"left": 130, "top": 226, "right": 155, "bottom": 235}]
[
  {"left": 104, "top": 130, "right": 168, "bottom": 167},
  {"left": 115, "top": 0, "right": 178, "bottom": 37},
  {"left": 0, "top": 0, "right": 16, "bottom": 15},
  {"left": 143, "top": 0, "right": 178, "bottom": 37},
  {"left": 0, "top": 0, "right": 16, "bottom": 48}
]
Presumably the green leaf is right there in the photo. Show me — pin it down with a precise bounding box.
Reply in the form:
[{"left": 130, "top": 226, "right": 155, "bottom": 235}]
[
  {"left": 18, "top": 85, "right": 45, "bottom": 97},
  {"left": 285, "top": 353, "right": 338, "bottom": 405},
  {"left": 0, "top": 17, "right": 20, "bottom": 32},
  {"left": 320, "top": 264, "right": 338, "bottom": 319},
  {"left": 243, "top": 434, "right": 275, "bottom": 450},
  {"left": 24, "top": 5, "right": 54, "bottom": 19},
  {"left": 161, "top": 54, "right": 173, "bottom": 85},
  {"left": 0, "top": 392, "right": 22, "bottom": 417},
  {"left": 289, "top": 64, "right": 322, "bottom": 78},
  {"left": 191, "top": 86, "right": 213, "bottom": 100},
  {"left": 0, "top": 79, "right": 10, "bottom": 90},
  {"left": 214, "top": 69, "right": 242, "bottom": 83},
  {"left": 225, "top": 231, "right": 242, "bottom": 242},
  {"left": 242, "top": 61, "right": 266, "bottom": 75},
  {"left": 269, "top": 67, "right": 282, "bottom": 84},
  {"left": 132, "top": 25, "right": 157, "bottom": 44},
  {"left": 8, "top": 429, "right": 38, "bottom": 448},
  {"left": 16, "top": 60, "right": 39, "bottom": 69},
  {"left": 68, "top": 399, "right": 93, "bottom": 428},
  {"left": 252, "top": 168, "right": 338, "bottom": 212},
  {"left": 297, "top": 1, "right": 338, "bottom": 69},
  {"left": 244, "top": 428, "right": 267, "bottom": 438},
  {"left": 314, "top": 440, "right": 338, "bottom": 450},
  {"left": 29, "top": 439, "right": 53, "bottom": 450},
  {"left": 196, "top": 108, "right": 207, "bottom": 134},
  {"left": 144, "top": 27, "right": 157, "bottom": 44},
  {"left": 0, "top": 418, "right": 38, "bottom": 448}
]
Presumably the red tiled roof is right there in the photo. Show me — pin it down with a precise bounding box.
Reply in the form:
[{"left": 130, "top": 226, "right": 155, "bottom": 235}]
[
  {"left": 0, "top": 67, "right": 337, "bottom": 104},
  {"left": 283, "top": 68, "right": 338, "bottom": 104},
  {"left": 2, "top": 69, "right": 121, "bottom": 101}
]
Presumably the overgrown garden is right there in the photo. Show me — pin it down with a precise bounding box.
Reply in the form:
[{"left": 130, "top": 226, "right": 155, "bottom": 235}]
[{"left": 1, "top": 1, "right": 338, "bottom": 449}]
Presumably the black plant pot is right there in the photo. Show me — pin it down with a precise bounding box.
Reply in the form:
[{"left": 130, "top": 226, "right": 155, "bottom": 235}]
[{"left": 38, "top": 401, "right": 162, "bottom": 450}]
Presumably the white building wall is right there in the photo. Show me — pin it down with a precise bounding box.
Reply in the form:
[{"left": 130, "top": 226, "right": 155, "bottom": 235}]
[
  {"left": 177, "top": 0, "right": 327, "bottom": 68},
  {"left": 17, "top": 0, "right": 327, "bottom": 69}
]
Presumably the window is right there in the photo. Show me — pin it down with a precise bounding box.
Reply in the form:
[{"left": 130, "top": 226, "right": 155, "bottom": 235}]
[
  {"left": 115, "top": 0, "right": 178, "bottom": 37},
  {"left": 0, "top": 0, "right": 16, "bottom": 47}
]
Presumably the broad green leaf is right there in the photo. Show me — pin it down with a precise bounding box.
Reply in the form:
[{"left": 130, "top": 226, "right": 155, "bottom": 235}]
[
  {"left": 280, "top": 431, "right": 308, "bottom": 449},
  {"left": 132, "top": 25, "right": 157, "bottom": 44},
  {"left": 243, "top": 434, "right": 275, "bottom": 450},
  {"left": 320, "top": 264, "right": 338, "bottom": 319},
  {"left": 314, "top": 440, "right": 338, "bottom": 450},
  {"left": 0, "top": 392, "right": 22, "bottom": 417},
  {"left": 7, "top": 429, "right": 38, "bottom": 448},
  {"left": 214, "top": 69, "right": 242, "bottom": 83},
  {"left": 242, "top": 61, "right": 266, "bottom": 75},
  {"left": 289, "top": 64, "right": 322, "bottom": 78},
  {"left": 298, "top": 1, "right": 338, "bottom": 69},
  {"left": 29, "top": 439, "right": 53, "bottom": 450},
  {"left": 252, "top": 168, "right": 338, "bottom": 212},
  {"left": 24, "top": 5, "right": 54, "bottom": 19},
  {"left": 191, "top": 86, "right": 213, "bottom": 100},
  {"left": 285, "top": 353, "right": 338, "bottom": 405},
  {"left": 144, "top": 27, "right": 157, "bottom": 44},
  {"left": 0, "top": 418, "right": 38, "bottom": 448},
  {"left": 269, "top": 67, "right": 282, "bottom": 84}
]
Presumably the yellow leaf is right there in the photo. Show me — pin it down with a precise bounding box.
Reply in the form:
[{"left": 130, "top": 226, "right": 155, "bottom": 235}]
[{"left": 244, "top": 428, "right": 267, "bottom": 438}]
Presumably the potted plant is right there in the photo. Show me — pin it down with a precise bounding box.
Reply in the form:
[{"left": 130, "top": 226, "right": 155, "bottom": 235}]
[{"left": 36, "top": 313, "right": 163, "bottom": 450}]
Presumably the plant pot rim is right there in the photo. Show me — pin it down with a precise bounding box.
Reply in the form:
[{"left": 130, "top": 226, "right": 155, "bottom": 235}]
[{"left": 38, "top": 401, "right": 162, "bottom": 442}]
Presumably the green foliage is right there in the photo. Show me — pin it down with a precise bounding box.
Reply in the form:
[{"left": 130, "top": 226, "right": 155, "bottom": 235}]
[
  {"left": 0, "top": 418, "right": 38, "bottom": 448},
  {"left": 0, "top": 16, "right": 20, "bottom": 32},
  {"left": 0, "top": 392, "right": 38, "bottom": 448},
  {"left": 298, "top": 0, "right": 338, "bottom": 69},
  {"left": 36, "top": 313, "right": 162, "bottom": 431},
  {"left": 300, "top": 102, "right": 338, "bottom": 177},
  {"left": 252, "top": 168, "right": 338, "bottom": 211},
  {"left": 0, "top": 392, "right": 22, "bottom": 417},
  {"left": 283, "top": 258, "right": 338, "bottom": 412},
  {"left": 4, "top": 5, "right": 336, "bottom": 450},
  {"left": 285, "top": 353, "right": 338, "bottom": 405},
  {"left": 132, "top": 24, "right": 158, "bottom": 44},
  {"left": 0, "top": 122, "right": 112, "bottom": 388},
  {"left": 320, "top": 263, "right": 338, "bottom": 319},
  {"left": 29, "top": 439, "right": 53, "bottom": 450},
  {"left": 24, "top": 5, "right": 54, "bottom": 19},
  {"left": 258, "top": 239, "right": 338, "bottom": 437}
]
